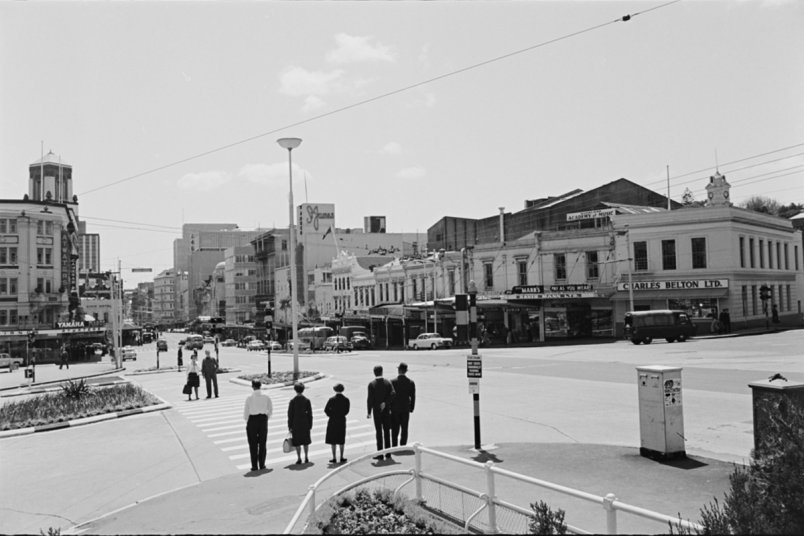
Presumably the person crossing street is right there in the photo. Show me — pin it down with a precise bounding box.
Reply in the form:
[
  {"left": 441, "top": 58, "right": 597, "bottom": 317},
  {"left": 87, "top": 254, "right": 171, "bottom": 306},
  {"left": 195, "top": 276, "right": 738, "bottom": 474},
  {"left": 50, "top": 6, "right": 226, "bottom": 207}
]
[{"left": 201, "top": 349, "right": 219, "bottom": 398}]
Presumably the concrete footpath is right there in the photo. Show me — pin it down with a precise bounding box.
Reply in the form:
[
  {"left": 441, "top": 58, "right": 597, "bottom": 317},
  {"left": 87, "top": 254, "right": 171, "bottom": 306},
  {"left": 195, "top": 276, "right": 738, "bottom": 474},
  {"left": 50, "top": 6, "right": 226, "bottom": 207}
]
[{"left": 70, "top": 443, "right": 735, "bottom": 535}]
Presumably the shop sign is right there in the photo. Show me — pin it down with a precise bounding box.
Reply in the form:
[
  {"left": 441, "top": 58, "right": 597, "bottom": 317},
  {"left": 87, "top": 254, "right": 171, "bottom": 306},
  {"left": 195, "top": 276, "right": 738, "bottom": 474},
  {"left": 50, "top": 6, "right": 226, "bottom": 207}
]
[
  {"left": 61, "top": 230, "right": 71, "bottom": 291},
  {"left": 508, "top": 292, "right": 599, "bottom": 300},
  {"left": 510, "top": 284, "right": 593, "bottom": 294},
  {"left": 298, "top": 203, "right": 335, "bottom": 236},
  {"left": 566, "top": 208, "right": 617, "bottom": 221},
  {"left": 617, "top": 279, "right": 729, "bottom": 291}
]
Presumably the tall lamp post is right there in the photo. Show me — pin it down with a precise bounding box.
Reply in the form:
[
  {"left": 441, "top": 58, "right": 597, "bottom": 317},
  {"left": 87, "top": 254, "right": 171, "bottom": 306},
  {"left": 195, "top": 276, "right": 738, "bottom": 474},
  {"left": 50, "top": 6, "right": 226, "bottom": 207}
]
[{"left": 277, "top": 137, "right": 302, "bottom": 381}]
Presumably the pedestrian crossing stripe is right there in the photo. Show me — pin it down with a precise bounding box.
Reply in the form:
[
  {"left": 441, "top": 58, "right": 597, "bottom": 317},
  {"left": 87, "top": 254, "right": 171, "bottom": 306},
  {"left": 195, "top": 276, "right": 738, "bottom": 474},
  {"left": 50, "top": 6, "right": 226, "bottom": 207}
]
[
  {"left": 233, "top": 439, "right": 379, "bottom": 471},
  {"left": 174, "top": 392, "right": 384, "bottom": 471}
]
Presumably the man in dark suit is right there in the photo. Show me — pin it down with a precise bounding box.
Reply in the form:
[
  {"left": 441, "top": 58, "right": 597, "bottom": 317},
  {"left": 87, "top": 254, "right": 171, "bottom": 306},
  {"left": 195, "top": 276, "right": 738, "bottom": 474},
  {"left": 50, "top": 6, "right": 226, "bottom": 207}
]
[
  {"left": 391, "top": 362, "right": 416, "bottom": 448},
  {"left": 367, "top": 365, "right": 395, "bottom": 460}
]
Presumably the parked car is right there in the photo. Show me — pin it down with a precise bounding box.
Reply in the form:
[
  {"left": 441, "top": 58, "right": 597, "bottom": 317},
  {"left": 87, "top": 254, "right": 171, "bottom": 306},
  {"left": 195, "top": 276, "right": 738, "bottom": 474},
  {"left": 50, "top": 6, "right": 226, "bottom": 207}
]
[
  {"left": 203, "top": 336, "right": 215, "bottom": 344},
  {"left": 156, "top": 339, "right": 168, "bottom": 352},
  {"left": 141, "top": 332, "right": 154, "bottom": 344},
  {"left": 267, "top": 341, "right": 282, "bottom": 351},
  {"left": 408, "top": 333, "right": 453, "bottom": 350},
  {"left": 624, "top": 310, "right": 697, "bottom": 344},
  {"left": 90, "top": 342, "right": 107, "bottom": 356},
  {"left": 287, "top": 340, "right": 311, "bottom": 352},
  {"left": 121, "top": 346, "right": 138, "bottom": 361},
  {"left": 221, "top": 339, "right": 236, "bottom": 347},
  {"left": 350, "top": 332, "right": 372, "bottom": 350},
  {"left": 247, "top": 340, "right": 266, "bottom": 352},
  {"left": 323, "top": 335, "right": 352, "bottom": 353},
  {"left": 0, "top": 353, "right": 23, "bottom": 369}
]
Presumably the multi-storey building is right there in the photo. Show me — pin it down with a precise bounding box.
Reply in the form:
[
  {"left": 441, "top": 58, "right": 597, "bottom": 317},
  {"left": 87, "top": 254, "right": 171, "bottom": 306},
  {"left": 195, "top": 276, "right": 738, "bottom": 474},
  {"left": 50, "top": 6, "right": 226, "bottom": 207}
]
[
  {"left": 0, "top": 152, "right": 108, "bottom": 361},
  {"left": 224, "top": 245, "right": 257, "bottom": 325}
]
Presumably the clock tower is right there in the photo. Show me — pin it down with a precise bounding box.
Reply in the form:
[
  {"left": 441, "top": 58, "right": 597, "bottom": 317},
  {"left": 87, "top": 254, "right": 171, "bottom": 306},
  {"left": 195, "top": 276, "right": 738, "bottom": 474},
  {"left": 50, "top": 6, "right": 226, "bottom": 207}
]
[{"left": 705, "top": 171, "right": 731, "bottom": 207}]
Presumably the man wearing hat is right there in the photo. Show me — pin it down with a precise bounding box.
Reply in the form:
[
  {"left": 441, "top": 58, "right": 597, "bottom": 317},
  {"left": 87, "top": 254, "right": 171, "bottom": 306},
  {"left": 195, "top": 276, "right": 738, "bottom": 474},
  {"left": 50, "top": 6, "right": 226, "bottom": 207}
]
[
  {"left": 390, "top": 362, "right": 416, "bottom": 448},
  {"left": 201, "top": 349, "right": 219, "bottom": 398}
]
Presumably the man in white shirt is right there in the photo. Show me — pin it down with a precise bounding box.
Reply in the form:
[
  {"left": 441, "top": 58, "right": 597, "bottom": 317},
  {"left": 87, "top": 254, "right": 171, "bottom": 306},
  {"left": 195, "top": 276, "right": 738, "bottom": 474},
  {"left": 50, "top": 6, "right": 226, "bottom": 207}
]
[{"left": 243, "top": 380, "right": 273, "bottom": 471}]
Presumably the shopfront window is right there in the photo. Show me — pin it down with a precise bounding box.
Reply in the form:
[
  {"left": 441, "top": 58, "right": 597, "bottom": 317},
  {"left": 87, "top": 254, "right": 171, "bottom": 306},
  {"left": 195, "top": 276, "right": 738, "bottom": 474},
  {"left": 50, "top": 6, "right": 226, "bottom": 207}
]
[
  {"left": 668, "top": 298, "right": 718, "bottom": 319},
  {"left": 484, "top": 262, "right": 494, "bottom": 289}
]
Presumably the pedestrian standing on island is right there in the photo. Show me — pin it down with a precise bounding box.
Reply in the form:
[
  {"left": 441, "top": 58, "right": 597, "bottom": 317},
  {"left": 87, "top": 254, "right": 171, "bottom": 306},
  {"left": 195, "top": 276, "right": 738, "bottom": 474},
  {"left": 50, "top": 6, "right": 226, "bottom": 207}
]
[
  {"left": 288, "top": 382, "right": 313, "bottom": 465},
  {"left": 722, "top": 308, "right": 731, "bottom": 333},
  {"left": 243, "top": 380, "right": 273, "bottom": 471},
  {"left": 391, "top": 362, "right": 415, "bottom": 448},
  {"left": 59, "top": 345, "right": 70, "bottom": 370},
  {"left": 201, "top": 349, "right": 219, "bottom": 398},
  {"left": 214, "top": 341, "right": 219, "bottom": 362},
  {"left": 772, "top": 303, "right": 780, "bottom": 324},
  {"left": 367, "top": 365, "right": 395, "bottom": 461},
  {"left": 325, "top": 383, "right": 350, "bottom": 464},
  {"left": 186, "top": 353, "right": 200, "bottom": 401},
  {"left": 177, "top": 345, "right": 183, "bottom": 372}
]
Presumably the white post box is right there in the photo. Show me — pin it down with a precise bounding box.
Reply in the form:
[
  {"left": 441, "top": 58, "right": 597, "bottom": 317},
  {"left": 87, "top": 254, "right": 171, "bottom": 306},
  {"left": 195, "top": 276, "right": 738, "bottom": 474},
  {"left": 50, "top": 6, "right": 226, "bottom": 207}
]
[{"left": 636, "top": 365, "right": 686, "bottom": 460}]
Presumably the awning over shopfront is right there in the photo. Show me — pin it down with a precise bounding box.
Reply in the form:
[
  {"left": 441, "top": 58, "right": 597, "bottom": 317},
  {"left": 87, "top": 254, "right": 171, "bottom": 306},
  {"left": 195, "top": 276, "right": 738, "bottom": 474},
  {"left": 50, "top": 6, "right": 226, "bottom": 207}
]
[{"left": 610, "top": 288, "right": 729, "bottom": 301}]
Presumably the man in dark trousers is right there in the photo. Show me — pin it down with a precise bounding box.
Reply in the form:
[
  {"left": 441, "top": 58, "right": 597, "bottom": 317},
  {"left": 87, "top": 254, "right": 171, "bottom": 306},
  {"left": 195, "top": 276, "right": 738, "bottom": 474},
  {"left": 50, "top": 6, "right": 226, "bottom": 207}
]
[
  {"left": 201, "top": 349, "right": 219, "bottom": 398},
  {"left": 243, "top": 380, "right": 273, "bottom": 471},
  {"left": 59, "top": 345, "right": 70, "bottom": 370},
  {"left": 367, "top": 365, "right": 395, "bottom": 461},
  {"left": 390, "top": 362, "right": 416, "bottom": 448}
]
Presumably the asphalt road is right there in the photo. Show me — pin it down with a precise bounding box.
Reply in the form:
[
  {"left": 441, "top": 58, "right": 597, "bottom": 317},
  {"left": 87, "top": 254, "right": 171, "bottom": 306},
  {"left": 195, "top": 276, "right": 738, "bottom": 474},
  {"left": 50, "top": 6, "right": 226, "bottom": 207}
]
[{"left": 0, "top": 330, "right": 801, "bottom": 534}]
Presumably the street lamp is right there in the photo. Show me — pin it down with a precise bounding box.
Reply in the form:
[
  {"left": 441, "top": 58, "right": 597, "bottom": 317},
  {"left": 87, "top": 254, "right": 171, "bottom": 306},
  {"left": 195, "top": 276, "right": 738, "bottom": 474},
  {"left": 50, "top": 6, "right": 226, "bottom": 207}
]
[{"left": 277, "top": 137, "right": 302, "bottom": 381}]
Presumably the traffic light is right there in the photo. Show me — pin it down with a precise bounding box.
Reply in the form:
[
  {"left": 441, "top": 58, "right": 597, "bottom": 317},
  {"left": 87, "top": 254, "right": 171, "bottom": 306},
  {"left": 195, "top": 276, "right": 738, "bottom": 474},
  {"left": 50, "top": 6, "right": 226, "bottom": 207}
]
[
  {"left": 28, "top": 331, "right": 36, "bottom": 345},
  {"left": 759, "top": 285, "right": 771, "bottom": 301}
]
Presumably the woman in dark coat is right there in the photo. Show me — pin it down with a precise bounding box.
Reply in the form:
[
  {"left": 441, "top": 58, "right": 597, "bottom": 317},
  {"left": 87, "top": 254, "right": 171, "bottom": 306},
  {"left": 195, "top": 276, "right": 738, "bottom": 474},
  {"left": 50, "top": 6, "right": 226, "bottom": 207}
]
[
  {"left": 287, "top": 382, "right": 313, "bottom": 464},
  {"left": 324, "top": 383, "right": 350, "bottom": 464}
]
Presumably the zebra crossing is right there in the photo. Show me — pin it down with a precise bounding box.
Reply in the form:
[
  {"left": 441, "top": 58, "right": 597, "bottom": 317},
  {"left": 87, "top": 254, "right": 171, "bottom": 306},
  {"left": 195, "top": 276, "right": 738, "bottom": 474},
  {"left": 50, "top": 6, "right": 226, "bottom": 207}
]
[{"left": 174, "top": 392, "right": 378, "bottom": 470}]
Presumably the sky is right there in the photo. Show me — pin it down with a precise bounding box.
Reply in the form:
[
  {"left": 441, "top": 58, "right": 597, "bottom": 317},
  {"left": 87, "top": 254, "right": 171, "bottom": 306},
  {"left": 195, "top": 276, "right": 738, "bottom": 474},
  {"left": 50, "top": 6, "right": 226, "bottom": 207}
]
[{"left": 2, "top": 0, "right": 803, "bottom": 288}]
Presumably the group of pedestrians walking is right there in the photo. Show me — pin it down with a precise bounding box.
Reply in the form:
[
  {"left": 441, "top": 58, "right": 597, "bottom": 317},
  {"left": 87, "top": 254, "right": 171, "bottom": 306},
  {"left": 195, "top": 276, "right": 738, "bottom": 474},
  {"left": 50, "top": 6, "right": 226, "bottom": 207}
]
[
  {"left": 241, "top": 361, "right": 416, "bottom": 472},
  {"left": 183, "top": 349, "right": 219, "bottom": 401}
]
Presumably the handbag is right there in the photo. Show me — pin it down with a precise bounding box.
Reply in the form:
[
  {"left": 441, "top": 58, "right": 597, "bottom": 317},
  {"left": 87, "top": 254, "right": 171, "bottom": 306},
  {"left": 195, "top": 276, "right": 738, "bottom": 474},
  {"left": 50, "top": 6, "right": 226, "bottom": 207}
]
[
  {"left": 182, "top": 383, "right": 191, "bottom": 395},
  {"left": 282, "top": 434, "right": 293, "bottom": 453}
]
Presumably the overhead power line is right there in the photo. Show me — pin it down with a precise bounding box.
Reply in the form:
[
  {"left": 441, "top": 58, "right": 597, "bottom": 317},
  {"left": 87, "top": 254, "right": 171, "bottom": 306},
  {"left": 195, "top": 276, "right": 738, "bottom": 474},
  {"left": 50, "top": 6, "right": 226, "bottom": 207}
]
[{"left": 78, "top": 0, "right": 681, "bottom": 197}]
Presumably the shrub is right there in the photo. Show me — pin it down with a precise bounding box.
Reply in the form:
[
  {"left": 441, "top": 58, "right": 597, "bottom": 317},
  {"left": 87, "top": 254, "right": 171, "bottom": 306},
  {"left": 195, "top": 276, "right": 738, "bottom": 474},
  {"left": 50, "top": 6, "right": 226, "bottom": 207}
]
[
  {"left": 672, "top": 398, "right": 804, "bottom": 534},
  {"left": 315, "top": 488, "right": 461, "bottom": 534},
  {"left": 529, "top": 500, "right": 567, "bottom": 535},
  {"left": 61, "top": 378, "right": 92, "bottom": 399},
  {"left": 240, "top": 370, "right": 318, "bottom": 385}
]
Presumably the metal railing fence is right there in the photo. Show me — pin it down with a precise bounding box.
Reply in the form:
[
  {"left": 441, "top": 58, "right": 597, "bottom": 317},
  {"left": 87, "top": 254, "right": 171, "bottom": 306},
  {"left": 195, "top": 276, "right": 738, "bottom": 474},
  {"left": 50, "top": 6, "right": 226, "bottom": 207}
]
[{"left": 282, "top": 443, "right": 704, "bottom": 534}]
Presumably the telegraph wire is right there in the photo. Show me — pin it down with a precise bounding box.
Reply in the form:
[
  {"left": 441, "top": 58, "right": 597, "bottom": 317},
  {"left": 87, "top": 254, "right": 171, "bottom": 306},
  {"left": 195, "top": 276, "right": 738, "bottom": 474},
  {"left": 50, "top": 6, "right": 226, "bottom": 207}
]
[
  {"left": 77, "top": 0, "right": 681, "bottom": 197},
  {"left": 81, "top": 216, "right": 182, "bottom": 231}
]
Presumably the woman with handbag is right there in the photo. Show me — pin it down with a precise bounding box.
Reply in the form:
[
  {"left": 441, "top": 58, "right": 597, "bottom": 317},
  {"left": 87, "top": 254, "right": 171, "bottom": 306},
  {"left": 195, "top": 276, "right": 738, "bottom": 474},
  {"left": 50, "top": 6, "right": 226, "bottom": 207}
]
[
  {"left": 325, "top": 383, "right": 350, "bottom": 464},
  {"left": 185, "top": 353, "right": 200, "bottom": 401},
  {"left": 287, "top": 382, "right": 313, "bottom": 464}
]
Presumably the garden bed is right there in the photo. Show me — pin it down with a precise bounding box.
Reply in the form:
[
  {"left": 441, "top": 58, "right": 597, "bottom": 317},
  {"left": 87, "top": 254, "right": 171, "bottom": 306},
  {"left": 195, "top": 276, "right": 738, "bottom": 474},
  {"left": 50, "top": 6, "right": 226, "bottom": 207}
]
[
  {"left": 0, "top": 381, "right": 160, "bottom": 430},
  {"left": 238, "top": 370, "right": 319, "bottom": 385}
]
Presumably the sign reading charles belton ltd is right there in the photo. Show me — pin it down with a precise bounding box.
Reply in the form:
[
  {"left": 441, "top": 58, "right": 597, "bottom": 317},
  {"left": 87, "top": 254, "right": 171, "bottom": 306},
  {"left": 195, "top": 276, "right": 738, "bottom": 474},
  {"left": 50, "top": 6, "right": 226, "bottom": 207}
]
[{"left": 617, "top": 279, "right": 729, "bottom": 291}]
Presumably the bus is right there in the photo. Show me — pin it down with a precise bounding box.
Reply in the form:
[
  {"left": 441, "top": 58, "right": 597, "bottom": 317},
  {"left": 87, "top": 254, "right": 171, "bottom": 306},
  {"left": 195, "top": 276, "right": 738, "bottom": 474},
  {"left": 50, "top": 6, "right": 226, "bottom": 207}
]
[{"left": 297, "top": 326, "right": 334, "bottom": 350}]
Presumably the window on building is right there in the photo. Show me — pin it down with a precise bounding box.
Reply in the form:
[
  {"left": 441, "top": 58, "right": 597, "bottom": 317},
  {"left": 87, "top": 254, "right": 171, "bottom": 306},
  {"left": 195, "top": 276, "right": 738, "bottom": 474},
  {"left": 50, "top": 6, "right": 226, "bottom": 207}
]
[
  {"left": 777, "top": 242, "right": 781, "bottom": 270},
  {"left": 412, "top": 279, "right": 417, "bottom": 300},
  {"left": 37, "top": 220, "right": 44, "bottom": 235},
  {"left": 749, "top": 238, "right": 755, "bottom": 267},
  {"left": 768, "top": 241, "right": 773, "bottom": 269},
  {"left": 786, "top": 285, "right": 791, "bottom": 312},
  {"left": 554, "top": 254, "right": 566, "bottom": 280},
  {"left": 661, "top": 240, "right": 676, "bottom": 270},
  {"left": 739, "top": 237, "right": 745, "bottom": 268},
  {"left": 751, "top": 285, "right": 757, "bottom": 315},
  {"left": 36, "top": 277, "right": 45, "bottom": 292},
  {"left": 0, "top": 310, "right": 6, "bottom": 325},
  {"left": 45, "top": 221, "right": 53, "bottom": 235},
  {"left": 784, "top": 243, "right": 789, "bottom": 270},
  {"left": 586, "top": 251, "right": 599, "bottom": 279},
  {"left": 484, "top": 262, "right": 494, "bottom": 289},
  {"left": 691, "top": 237, "right": 707, "bottom": 269},
  {"left": 517, "top": 260, "right": 528, "bottom": 286},
  {"left": 448, "top": 270, "right": 456, "bottom": 294},
  {"left": 9, "top": 309, "right": 16, "bottom": 325},
  {"left": 633, "top": 241, "right": 648, "bottom": 271},
  {"left": 759, "top": 239, "right": 765, "bottom": 268},
  {"left": 741, "top": 285, "right": 748, "bottom": 317},
  {"left": 796, "top": 246, "right": 800, "bottom": 271}
]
